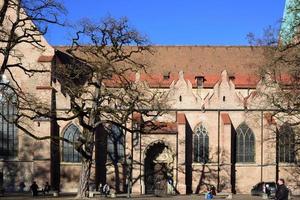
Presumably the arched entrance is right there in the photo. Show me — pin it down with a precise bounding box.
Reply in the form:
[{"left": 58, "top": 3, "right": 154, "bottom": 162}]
[{"left": 144, "top": 141, "right": 174, "bottom": 195}]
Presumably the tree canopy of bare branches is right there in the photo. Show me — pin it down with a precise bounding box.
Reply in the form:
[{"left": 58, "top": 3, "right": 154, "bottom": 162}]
[
  {"left": 54, "top": 17, "right": 168, "bottom": 197},
  {"left": 247, "top": 0, "right": 300, "bottom": 161}
]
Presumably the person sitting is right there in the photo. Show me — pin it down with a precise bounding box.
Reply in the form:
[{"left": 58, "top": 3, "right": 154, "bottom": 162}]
[
  {"left": 98, "top": 183, "right": 103, "bottom": 194},
  {"left": 205, "top": 187, "right": 214, "bottom": 199},
  {"left": 210, "top": 185, "right": 216, "bottom": 196},
  {"left": 30, "top": 181, "right": 39, "bottom": 196},
  {"left": 42, "top": 182, "right": 51, "bottom": 195},
  {"left": 19, "top": 181, "right": 26, "bottom": 192}
]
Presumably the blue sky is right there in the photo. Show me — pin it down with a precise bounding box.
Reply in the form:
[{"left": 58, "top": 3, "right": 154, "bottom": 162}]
[{"left": 45, "top": 0, "right": 286, "bottom": 46}]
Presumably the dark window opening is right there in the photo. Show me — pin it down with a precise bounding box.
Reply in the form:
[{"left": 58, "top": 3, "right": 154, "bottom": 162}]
[
  {"left": 0, "top": 85, "right": 18, "bottom": 160},
  {"left": 107, "top": 125, "right": 125, "bottom": 162},
  {"left": 279, "top": 124, "right": 295, "bottom": 163},
  {"left": 223, "top": 96, "right": 226, "bottom": 102},
  {"left": 236, "top": 122, "right": 255, "bottom": 163},
  {"left": 195, "top": 76, "right": 205, "bottom": 88},
  {"left": 163, "top": 71, "right": 170, "bottom": 80},
  {"left": 179, "top": 95, "right": 182, "bottom": 102},
  {"left": 194, "top": 124, "right": 209, "bottom": 163},
  {"left": 229, "top": 75, "right": 235, "bottom": 81},
  {"left": 62, "top": 124, "right": 82, "bottom": 163}
]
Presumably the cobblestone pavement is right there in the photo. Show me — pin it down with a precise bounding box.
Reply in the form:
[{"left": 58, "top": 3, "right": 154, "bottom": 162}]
[{"left": 1, "top": 193, "right": 300, "bottom": 200}]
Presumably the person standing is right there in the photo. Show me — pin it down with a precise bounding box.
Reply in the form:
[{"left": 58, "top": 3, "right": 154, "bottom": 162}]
[
  {"left": 19, "top": 181, "right": 26, "bottom": 192},
  {"left": 103, "top": 183, "right": 110, "bottom": 197},
  {"left": 42, "top": 182, "right": 51, "bottom": 195},
  {"left": 275, "top": 179, "right": 289, "bottom": 200},
  {"left": 30, "top": 181, "right": 39, "bottom": 196}
]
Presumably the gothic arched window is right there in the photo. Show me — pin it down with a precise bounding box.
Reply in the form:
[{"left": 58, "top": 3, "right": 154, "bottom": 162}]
[
  {"left": 0, "top": 83, "right": 18, "bottom": 160},
  {"left": 62, "top": 124, "right": 81, "bottom": 162},
  {"left": 107, "top": 125, "right": 124, "bottom": 162},
  {"left": 193, "top": 124, "right": 209, "bottom": 163},
  {"left": 279, "top": 124, "right": 295, "bottom": 163},
  {"left": 236, "top": 122, "right": 255, "bottom": 163}
]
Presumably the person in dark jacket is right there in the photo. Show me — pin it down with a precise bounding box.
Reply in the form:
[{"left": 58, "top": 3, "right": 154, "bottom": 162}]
[
  {"left": 275, "top": 179, "right": 289, "bottom": 200},
  {"left": 30, "top": 181, "right": 39, "bottom": 196}
]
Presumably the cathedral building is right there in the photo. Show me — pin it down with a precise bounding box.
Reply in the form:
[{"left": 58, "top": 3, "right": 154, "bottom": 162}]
[{"left": 0, "top": 0, "right": 299, "bottom": 196}]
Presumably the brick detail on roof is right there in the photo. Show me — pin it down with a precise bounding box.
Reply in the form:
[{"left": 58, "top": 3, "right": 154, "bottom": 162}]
[
  {"left": 145, "top": 122, "right": 177, "bottom": 134},
  {"left": 177, "top": 113, "right": 186, "bottom": 125},
  {"left": 36, "top": 86, "right": 53, "bottom": 90},
  {"left": 264, "top": 113, "right": 276, "bottom": 125},
  {"left": 55, "top": 46, "right": 267, "bottom": 89},
  {"left": 132, "top": 112, "right": 142, "bottom": 122},
  {"left": 221, "top": 113, "right": 231, "bottom": 125},
  {"left": 38, "top": 55, "right": 53, "bottom": 62}
]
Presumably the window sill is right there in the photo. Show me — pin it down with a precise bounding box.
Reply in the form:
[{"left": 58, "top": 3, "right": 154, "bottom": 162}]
[
  {"left": 192, "top": 162, "right": 218, "bottom": 166},
  {"left": 235, "top": 163, "right": 257, "bottom": 167},
  {"left": 61, "top": 162, "right": 82, "bottom": 166},
  {"left": 278, "top": 163, "right": 298, "bottom": 167}
]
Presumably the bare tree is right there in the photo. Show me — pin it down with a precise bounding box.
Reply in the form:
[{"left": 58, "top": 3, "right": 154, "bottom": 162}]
[
  {"left": 1, "top": 1, "right": 167, "bottom": 197},
  {"left": 0, "top": 0, "right": 66, "bottom": 121},
  {"left": 54, "top": 17, "right": 168, "bottom": 198},
  {"left": 247, "top": 0, "right": 300, "bottom": 165},
  {"left": 0, "top": 0, "right": 67, "bottom": 193},
  {"left": 0, "top": 0, "right": 65, "bottom": 75}
]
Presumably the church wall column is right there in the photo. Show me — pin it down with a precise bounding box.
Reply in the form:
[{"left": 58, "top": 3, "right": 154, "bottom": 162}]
[
  {"left": 131, "top": 113, "right": 142, "bottom": 194},
  {"left": 177, "top": 112, "right": 187, "bottom": 194},
  {"left": 220, "top": 113, "right": 233, "bottom": 193}
]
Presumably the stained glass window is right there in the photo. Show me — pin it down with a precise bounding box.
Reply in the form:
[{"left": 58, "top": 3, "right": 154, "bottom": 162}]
[
  {"left": 0, "top": 84, "right": 18, "bottom": 160},
  {"left": 236, "top": 122, "right": 255, "bottom": 163},
  {"left": 279, "top": 124, "right": 295, "bottom": 163},
  {"left": 62, "top": 124, "right": 81, "bottom": 162},
  {"left": 193, "top": 124, "right": 209, "bottom": 163}
]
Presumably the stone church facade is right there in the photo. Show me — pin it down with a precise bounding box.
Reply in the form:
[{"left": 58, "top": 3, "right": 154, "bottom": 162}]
[{"left": 0, "top": 0, "right": 299, "bottom": 196}]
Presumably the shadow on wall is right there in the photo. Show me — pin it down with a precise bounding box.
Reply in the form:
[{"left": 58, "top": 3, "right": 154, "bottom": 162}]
[
  {"left": 191, "top": 149, "right": 231, "bottom": 194},
  {"left": 60, "top": 164, "right": 81, "bottom": 191},
  {"left": 281, "top": 165, "right": 300, "bottom": 195},
  {"left": 2, "top": 134, "right": 48, "bottom": 192}
]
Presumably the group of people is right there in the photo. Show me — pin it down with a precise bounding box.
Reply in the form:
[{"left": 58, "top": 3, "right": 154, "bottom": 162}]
[
  {"left": 26, "top": 181, "right": 51, "bottom": 196},
  {"left": 205, "top": 178, "right": 290, "bottom": 200},
  {"left": 22, "top": 178, "right": 290, "bottom": 199}
]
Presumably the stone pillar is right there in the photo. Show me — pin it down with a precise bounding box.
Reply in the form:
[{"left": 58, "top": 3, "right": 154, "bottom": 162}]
[
  {"left": 177, "top": 113, "right": 186, "bottom": 194},
  {"left": 131, "top": 113, "right": 142, "bottom": 194},
  {"left": 220, "top": 113, "right": 233, "bottom": 193}
]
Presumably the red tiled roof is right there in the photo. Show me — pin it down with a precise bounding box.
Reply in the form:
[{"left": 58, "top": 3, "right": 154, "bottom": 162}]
[
  {"left": 264, "top": 113, "right": 276, "bottom": 125},
  {"left": 144, "top": 121, "right": 177, "bottom": 133},
  {"left": 139, "top": 73, "right": 259, "bottom": 88},
  {"left": 38, "top": 55, "right": 53, "bottom": 62},
  {"left": 132, "top": 112, "right": 142, "bottom": 122},
  {"left": 221, "top": 113, "right": 231, "bottom": 125},
  {"left": 55, "top": 46, "right": 267, "bottom": 88},
  {"left": 177, "top": 113, "right": 186, "bottom": 125}
]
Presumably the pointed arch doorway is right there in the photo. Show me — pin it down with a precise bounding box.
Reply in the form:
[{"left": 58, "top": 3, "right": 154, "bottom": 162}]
[{"left": 144, "top": 141, "right": 174, "bottom": 195}]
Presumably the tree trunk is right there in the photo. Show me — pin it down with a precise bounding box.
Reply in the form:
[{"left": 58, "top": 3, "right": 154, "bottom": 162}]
[
  {"left": 76, "top": 75, "right": 101, "bottom": 198},
  {"left": 76, "top": 158, "right": 92, "bottom": 198}
]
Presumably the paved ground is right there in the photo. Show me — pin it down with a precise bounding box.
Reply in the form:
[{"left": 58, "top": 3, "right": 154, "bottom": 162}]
[{"left": 1, "top": 193, "right": 300, "bottom": 200}]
